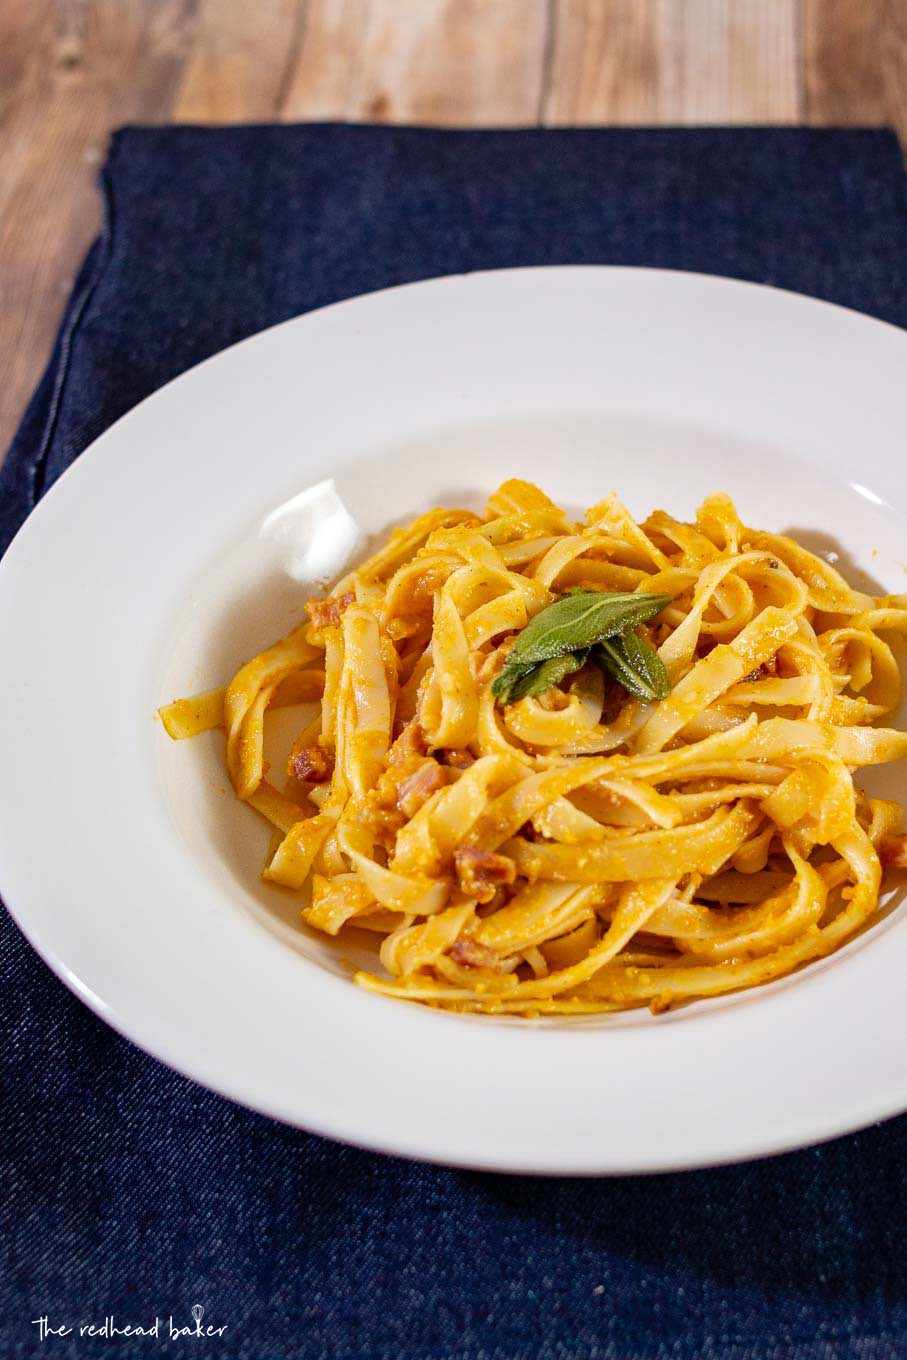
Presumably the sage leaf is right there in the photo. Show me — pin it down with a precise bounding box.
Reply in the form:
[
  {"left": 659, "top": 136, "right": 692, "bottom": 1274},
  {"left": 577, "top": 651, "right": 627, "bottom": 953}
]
[
  {"left": 492, "top": 589, "right": 671, "bottom": 701},
  {"left": 595, "top": 631, "right": 670, "bottom": 702},
  {"left": 507, "top": 648, "right": 591, "bottom": 703},
  {"left": 490, "top": 659, "right": 535, "bottom": 704}
]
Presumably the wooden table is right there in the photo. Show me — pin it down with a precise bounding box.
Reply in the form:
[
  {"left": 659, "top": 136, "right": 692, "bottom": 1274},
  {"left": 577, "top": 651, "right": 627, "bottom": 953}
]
[{"left": 2, "top": 0, "right": 904, "bottom": 455}]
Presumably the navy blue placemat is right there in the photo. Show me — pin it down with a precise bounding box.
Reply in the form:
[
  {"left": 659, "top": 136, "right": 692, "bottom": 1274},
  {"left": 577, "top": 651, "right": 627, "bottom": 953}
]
[{"left": 2, "top": 126, "right": 906, "bottom": 1360}]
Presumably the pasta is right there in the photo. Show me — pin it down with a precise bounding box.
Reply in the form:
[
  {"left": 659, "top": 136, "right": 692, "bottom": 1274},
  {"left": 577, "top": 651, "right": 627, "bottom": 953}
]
[{"left": 160, "top": 480, "right": 907, "bottom": 1016}]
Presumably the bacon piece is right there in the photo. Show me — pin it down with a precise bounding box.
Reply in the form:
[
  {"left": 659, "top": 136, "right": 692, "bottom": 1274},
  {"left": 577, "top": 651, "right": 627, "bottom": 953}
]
[
  {"left": 388, "top": 719, "right": 427, "bottom": 766},
  {"left": 455, "top": 847, "right": 516, "bottom": 903},
  {"left": 358, "top": 792, "right": 405, "bottom": 850},
  {"left": 397, "top": 760, "right": 446, "bottom": 818},
  {"left": 305, "top": 590, "right": 355, "bottom": 630},
  {"left": 288, "top": 744, "right": 332, "bottom": 784},
  {"left": 879, "top": 835, "right": 907, "bottom": 869},
  {"left": 441, "top": 749, "right": 475, "bottom": 771},
  {"left": 448, "top": 939, "right": 500, "bottom": 970},
  {"left": 741, "top": 658, "right": 779, "bottom": 683}
]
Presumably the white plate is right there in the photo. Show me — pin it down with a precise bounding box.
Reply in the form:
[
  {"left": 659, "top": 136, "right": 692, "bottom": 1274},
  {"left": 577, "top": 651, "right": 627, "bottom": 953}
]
[{"left": 1, "top": 267, "right": 905, "bottom": 1175}]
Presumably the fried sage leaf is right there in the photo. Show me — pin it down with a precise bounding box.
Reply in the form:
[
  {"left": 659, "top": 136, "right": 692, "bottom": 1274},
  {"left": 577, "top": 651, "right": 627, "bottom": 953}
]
[
  {"left": 595, "top": 630, "right": 670, "bottom": 703},
  {"left": 507, "top": 648, "right": 591, "bottom": 703},
  {"left": 492, "top": 590, "right": 671, "bottom": 702}
]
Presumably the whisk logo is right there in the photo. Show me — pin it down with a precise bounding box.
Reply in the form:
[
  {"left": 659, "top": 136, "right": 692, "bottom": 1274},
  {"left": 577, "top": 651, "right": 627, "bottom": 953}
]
[{"left": 168, "top": 1304, "right": 228, "bottom": 1340}]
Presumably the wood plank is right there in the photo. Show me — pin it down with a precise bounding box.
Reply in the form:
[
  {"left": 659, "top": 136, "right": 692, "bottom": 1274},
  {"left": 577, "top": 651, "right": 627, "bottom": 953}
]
[
  {"left": 804, "top": 0, "right": 907, "bottom": 142},
  {"left": 544, "top": 0, "right": 801, "bottom": 123},
  {"left": 280, "top": 0, "right": 549, "bottom": 125},
  {"left": 0, "top": 0, "right": 55, "bottom": 127},
  {"left": 278, "top": 0, "right": 372, "bottom": 120},
  {"left": 0, "top": 0, "right": 190, "bottom": 452},
  {"left": 172, "top": 0, "right": 303, "bottom": 122}
]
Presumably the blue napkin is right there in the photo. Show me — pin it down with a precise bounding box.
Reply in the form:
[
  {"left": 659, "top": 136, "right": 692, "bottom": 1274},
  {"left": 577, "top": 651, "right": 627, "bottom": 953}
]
[{"left": 2, "top": 126, "right": 905, "bottom": 1360}]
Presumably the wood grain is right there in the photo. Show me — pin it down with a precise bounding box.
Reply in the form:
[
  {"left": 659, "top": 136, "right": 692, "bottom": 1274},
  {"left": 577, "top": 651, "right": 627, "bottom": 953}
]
[
  {"left": 0, "top": 0, "right": 903, "bottom": 458},
  {"left": 543, "top": 0, "right": 802, "bottom": 123},
  {"left": 0, "top": 0, "right": 190, "bottom": 446},
  {"left": 277, "top": 0, "right": 365, "bottom": 120},
  {"left": 805, "top": 0, "right": 907, "bottom": 139},
  {"left": 281, "top": 0, "right": 548, "bottom": 124},
  {"left": 172, "top": 0, "right": 303, "bottom": 122}
]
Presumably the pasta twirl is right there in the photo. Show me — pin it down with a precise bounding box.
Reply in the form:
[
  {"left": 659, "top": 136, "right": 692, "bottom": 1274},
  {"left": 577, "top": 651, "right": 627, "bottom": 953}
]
[{"left": 159, "top": 481, "right": 907, "bottom": 1016}]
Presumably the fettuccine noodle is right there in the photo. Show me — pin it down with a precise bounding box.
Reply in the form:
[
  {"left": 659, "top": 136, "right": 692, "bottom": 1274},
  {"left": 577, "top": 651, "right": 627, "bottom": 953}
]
[{"left": 160, "top": 481, "right": 907, "bottom": 1016}]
